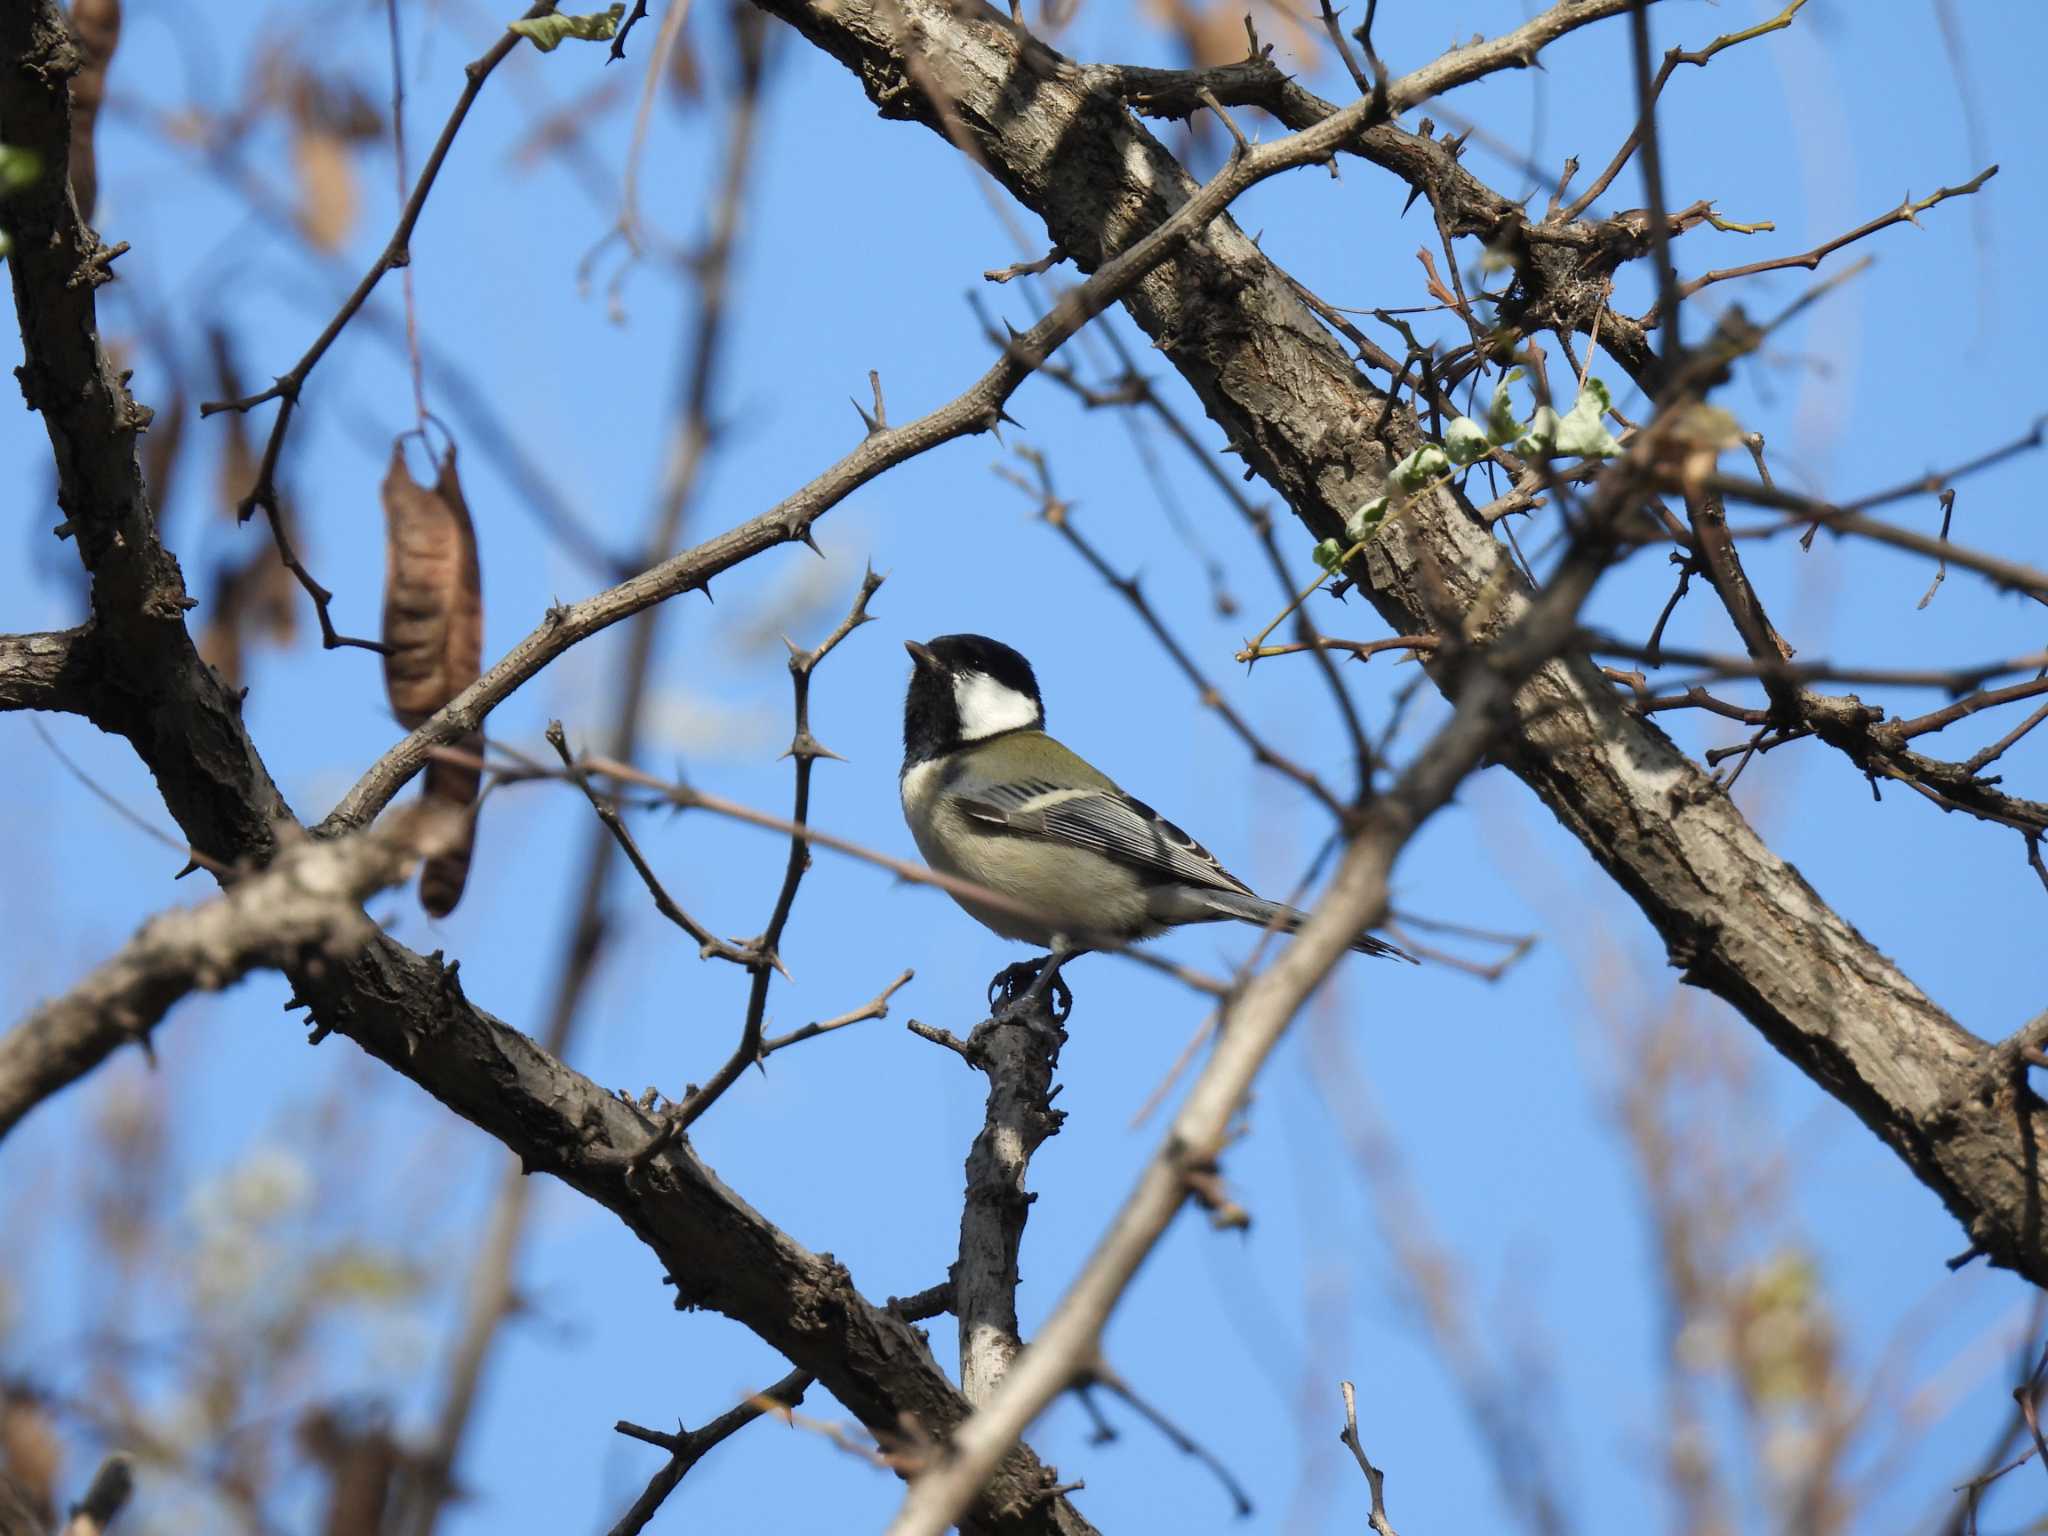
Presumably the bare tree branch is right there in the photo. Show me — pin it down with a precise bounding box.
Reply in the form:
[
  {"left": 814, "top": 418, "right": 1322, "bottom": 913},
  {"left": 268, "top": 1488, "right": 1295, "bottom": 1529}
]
[
  {"left": 1660, "top": 165, "right": 1998, "bottom": 314},
  {"left": 1, "top": 0, "right": 296, "bottom": 869},
  {"left": 758, "top": 967, "right": 914, "bottom": 1059},
  {"left": 281, "top": 934, "right": 1102, "bottom": 1536},
  {"left": 1339, "top": 1381, "right": 1400, "bottom": 1536},
  {"left": 0, "top": 629, "right": 99, "bottom": 716},
  {"left": 0, "top": 807, "right": 453, "bottom": 1141},
  {"left": 608, "top": 1370, "right": 814, "bottom": 1536},
  {"left": 948, "top": 1003, "right": 1070, "bottom": 1407}
]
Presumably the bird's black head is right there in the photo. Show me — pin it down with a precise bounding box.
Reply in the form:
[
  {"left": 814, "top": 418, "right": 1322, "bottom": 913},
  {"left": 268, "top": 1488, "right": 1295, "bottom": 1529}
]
[{"left": 902, "top": 633, "right": 1045, "bottom": 768}]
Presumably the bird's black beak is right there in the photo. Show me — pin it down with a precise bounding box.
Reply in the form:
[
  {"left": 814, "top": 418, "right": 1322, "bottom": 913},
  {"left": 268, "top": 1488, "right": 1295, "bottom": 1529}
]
[{"left": 904, "top": 639, "right": 939, "bottom": 669}]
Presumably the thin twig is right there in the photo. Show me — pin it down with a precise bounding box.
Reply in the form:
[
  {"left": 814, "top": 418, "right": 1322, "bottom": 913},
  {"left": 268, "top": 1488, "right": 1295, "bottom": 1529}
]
[
  {"left": 1561, "top": 0, "right": 1810, "bottom": 220},
  {"left": 1918, "top": 488, "right": 1956, "bottom": 610},
  {"left": 1661, "top": 166, "right": 1999, "bottom": 312},
  {"left": 30, "top": 720, "right": 233, "bottom": 880},
  {"left": 1085, "top": 1364, "right": 1254, "bottom": 1517},
  {"left": 628, "top": 568, "right": 887, "bottom": 1168},
  {"left": 758, "top": 968, "right": 914, "bottom": 1058},
  {"left": 579, "top": 0, "right": 699, "bottom": 312},
  {"left": 546, "top": 724, "right": 756, "bottom": 965},
  {"left": 1886, "top": 677, "right": 2048, "bottom": 746},
  {"left": 1339, "top": 1380, "right": 1400, "bottom": 1536},
  {"left": 1963, "top": 700, "right": 2048, "bottom": 776},
  {"left": 1385, "top": 908, "right": 1537, "bottom": 982},
  {"left": 985, "top": 245, "right": 1065, "bottom": 284},
  {"left": 1585, "top": 637, "right": 2048, "bottom": 693},
  {"left": 1001, "top": 447, "right": 1350, "bottom": 822},
  {"left": 199, "top": 1, "right": 563, "bottom": 650},
  {"left": 608, "top": 1370, "right": 813, "bottom": 1536},
  {"left": 1626, "top": 0, "right": 1681, "bottom": 379},
  {"left": 1234, "top": 635, "right": 1439, "bottom": 665},
  {"left": 1944, "top": 1313, "right": 2048, "bottom": 1535},
  {"left": 383, "top": 0, "right": 427, "bottom": 430}
]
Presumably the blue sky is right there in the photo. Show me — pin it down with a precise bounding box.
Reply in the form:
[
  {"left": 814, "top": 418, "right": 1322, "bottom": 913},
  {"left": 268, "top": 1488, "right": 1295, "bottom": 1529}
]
[{"left": 4, "top": 0, "right": 2046, "bottom": 1531}]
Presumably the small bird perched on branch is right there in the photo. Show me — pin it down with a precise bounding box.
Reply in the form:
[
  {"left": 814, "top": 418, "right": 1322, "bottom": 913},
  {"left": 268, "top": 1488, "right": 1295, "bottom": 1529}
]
[{"left": 899, "top": 633, "right": 1414, "bottom": 1016}]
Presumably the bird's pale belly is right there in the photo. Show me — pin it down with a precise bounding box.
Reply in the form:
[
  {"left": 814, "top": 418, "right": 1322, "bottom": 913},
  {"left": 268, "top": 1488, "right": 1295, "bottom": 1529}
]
[{"left": 903, "top": 782, "right": 1155, "bottom": 947}]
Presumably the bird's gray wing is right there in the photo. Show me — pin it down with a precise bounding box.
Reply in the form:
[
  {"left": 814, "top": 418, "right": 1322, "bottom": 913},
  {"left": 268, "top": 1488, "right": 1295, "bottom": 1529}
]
[{"left": 956, "top": 780, "right": 1255, "bottom": 896}]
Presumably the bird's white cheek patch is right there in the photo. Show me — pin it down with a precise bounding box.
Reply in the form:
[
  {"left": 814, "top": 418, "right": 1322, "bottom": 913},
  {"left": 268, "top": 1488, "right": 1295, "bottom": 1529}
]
[{"left": 953, "top": 671, "right": 1039, "bottom": 740}]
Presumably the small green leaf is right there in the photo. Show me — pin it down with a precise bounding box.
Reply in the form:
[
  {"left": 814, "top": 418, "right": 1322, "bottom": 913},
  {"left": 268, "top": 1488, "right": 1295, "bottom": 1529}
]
[
  {"left": 1344, "top": 496, "right": 1389, "bottom": 543},
  {"left": 0, "top": 144, "right": 42, "bottom": 195},
  {"left": 1514, "top": 406, "right": 1559, "bottom": 458},
  {"left": 1443, "top": 415, "right": 1490, "bottom": 465},
  {"left": 1313, "top": 538, "right": 1346, "bottom": 573},
  {"left": 509, "top": 3, "right": 625, "bottom": 51},
  {"left": 1552, "top": 377, "right": 1621, "bottom": 458},
  {"left": 1486, "top": 368, "right": 1526, "bottom": 445},
  {"left": 1388, "top": 443, "right": 1449, "bottom": 492}
]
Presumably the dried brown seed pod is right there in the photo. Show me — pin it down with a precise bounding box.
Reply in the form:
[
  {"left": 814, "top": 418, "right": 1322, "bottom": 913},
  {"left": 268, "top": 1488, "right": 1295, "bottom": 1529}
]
[{"left": 381, "top": 440, "right": 484, "bottom": 916}]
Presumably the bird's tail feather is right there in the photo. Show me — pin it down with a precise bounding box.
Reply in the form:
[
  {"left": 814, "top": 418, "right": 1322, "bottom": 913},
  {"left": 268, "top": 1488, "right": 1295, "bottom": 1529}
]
[{"left": 1187, "top": 889, "right": 1418, "bottom": 963}]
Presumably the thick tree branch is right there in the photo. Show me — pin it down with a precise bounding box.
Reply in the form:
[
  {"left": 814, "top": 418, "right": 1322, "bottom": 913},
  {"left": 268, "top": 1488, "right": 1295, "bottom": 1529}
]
[
  {"left": 0, "top": 629, "right": 98, "bottom": 715},
  {"left": 284, "top": 937, "right": 1099, "bottom": 1536},
  {"left": 2, "top": 2, "right": 294, "bottom": 867},
  {"left": 0, "top": 808, "right": 451, "bottom": 1141},
  {"left": 949, "top": 1005, "right": 1069, "bottom": 1406},
  {"left": 744, "top": 0, "right": 2048, "bottom": 1287}
]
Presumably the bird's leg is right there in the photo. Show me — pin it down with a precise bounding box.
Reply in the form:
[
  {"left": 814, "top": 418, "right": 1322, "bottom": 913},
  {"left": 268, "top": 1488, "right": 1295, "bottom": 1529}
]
[
  {"left": 991, "top": 946, "right": 1089, "bottom": 1028},
  {"left": 1028, "top": 948, "right": 1077, "bottom": 1022},
  {"left": 987, "top": 959, "right": 1047, "bottom": 1010}
]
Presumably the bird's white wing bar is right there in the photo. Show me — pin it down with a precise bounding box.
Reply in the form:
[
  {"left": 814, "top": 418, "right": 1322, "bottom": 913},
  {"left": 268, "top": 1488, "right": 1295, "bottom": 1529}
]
[{"left": 958, "top": 785, "right": 1254, "bottom": 895}]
